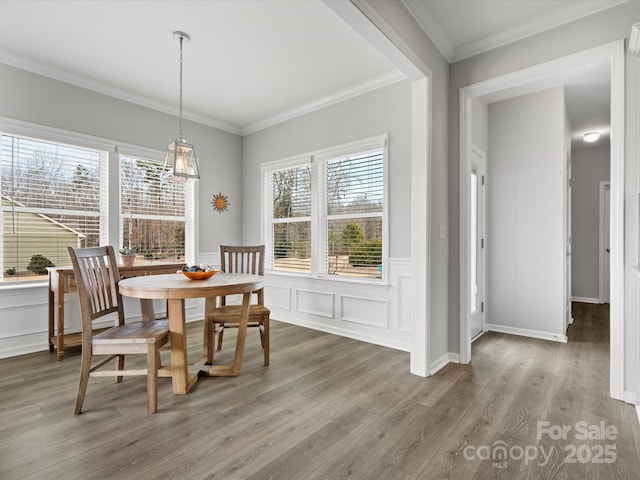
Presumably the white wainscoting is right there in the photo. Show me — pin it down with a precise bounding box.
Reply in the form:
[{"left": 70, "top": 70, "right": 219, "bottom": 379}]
[
  {"left": 0, "top": 255, "right": 413, "bottom": 359},
  {"left": 265, "top": 258, "right": 412, "bottom": 351},
  {"left": 0, "top": 282, "right": 205, "bottom": 359}
]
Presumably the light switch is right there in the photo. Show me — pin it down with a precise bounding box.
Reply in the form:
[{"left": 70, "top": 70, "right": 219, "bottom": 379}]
[{"left": 439, "top": 224, "right": 447, "bottom": 240}]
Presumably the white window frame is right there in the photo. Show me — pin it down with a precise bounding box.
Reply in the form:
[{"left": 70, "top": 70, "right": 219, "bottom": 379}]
[
  {"left": 0, "top": 117, "right": 196, "bottom": 286},
  {"left": 117, "top": 146, "right": 195, "bottom": 264},
  {"left": 261, "top": 134, "right": 388, "bottom": 284}
]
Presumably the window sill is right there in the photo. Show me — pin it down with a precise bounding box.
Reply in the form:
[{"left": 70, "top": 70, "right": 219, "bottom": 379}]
[
  {"left": 0, "top": 280, "right": 47, "bottom": 291},
  {"left": 265, "top": 270, "right": 388, "bottom": 288}
]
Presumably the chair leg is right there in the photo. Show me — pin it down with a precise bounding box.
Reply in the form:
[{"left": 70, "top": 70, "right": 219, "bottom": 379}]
[
  {"left": 263, "top": 316, "right": 270, "bottom": 366},
  {"left": 74, "top": 347, "right": 92, "bottom": 415},
  {"left": 217, "top": 324, "right": 224, "bottom": 351},
  {"left": 203, "top": 317, "right": 213, "bottom": 364},
  {"left": 115, "top": 354, "right": 125, "bottom": 383},
  {"left": 147, "top": 343, "right": 159, "bottom": 414}
]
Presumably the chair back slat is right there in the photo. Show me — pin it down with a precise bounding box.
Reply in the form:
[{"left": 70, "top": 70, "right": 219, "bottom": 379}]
[
  {"left": 219, "top": 245, "right": 265, "bottom": 307},
  {"left": 220, "top": 245, "right": 264, "bottom": 275},
  {"left": 68, "top": 246, "right": 124, "bottom": 328}
]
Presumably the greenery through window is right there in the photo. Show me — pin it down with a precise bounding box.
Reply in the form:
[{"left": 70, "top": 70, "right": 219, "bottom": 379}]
[
  {"left": 264, "top": 136, "right": 386, "bottom": 281},
  {"left": 0, "top": 134, "right": 104, "bottom": 282},
  {"left": 120, "top": 155, "right": 186, "bottom": 263}
]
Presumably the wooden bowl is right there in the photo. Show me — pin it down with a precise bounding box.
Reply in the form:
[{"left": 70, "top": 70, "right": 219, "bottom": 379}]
[{"left": 182, "top": 270, "right": 217, "bottom": 280}]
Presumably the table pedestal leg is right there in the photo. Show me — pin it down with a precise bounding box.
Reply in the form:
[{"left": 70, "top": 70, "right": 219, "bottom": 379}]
[{"left": 163, "top": 298, "right": 198, "bottom": 394}]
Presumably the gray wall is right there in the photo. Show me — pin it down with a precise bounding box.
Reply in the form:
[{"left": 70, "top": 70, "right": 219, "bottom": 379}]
[
  {"left": 571, "top": 141, "right": 611, "bottom": 300},
  {"left": 487, "top": 87, "right": 566, "bottom": 338},
  {"left": 0, "top": 62, "right": 244, "bottom": 253},
  {"left": 448, "top": 1, "right": 640, "bottom": 400},
  {"left": 242, "top": 80, "right": 411, "bottom": 255},
  {"left": 356, "top": 0, "right": 451, "bottom": 366}
]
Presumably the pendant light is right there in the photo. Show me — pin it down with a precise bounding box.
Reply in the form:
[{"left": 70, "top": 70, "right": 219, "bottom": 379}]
[{"left": 164, "top": 31, "right": 199, "bottom": 182}]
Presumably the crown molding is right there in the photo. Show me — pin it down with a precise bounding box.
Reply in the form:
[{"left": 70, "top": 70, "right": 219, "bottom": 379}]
[
  {"left": 0, "top": 51, "right": 243, "bottom": 135},
  {"left": 241, "top": 70, "right": 406, "bottom": 136},
  {"left": 402, "top": 0, "right": 629, "bottom": 64},
  {"left": 452, "top": 0, "right": 629, "bottom": 62},
  {"left": 629, "top": 23, "right": 640, "bottom": 57},
  {"left": 401, "top": 0, "right": 454, "bottom": 62}
]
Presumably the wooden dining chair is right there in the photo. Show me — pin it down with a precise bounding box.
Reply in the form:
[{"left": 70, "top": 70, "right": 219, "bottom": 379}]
[
  {"left": 68, "top": 246, "right": 170, "bottom": 414},
  {"left": 203, "top": 245, "right": 270, "bottom": 366}
]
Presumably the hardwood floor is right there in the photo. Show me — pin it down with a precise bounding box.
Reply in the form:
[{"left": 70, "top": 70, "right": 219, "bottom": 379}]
[{"left": 1, "top": 302, "right": 638, "bottom": 479}]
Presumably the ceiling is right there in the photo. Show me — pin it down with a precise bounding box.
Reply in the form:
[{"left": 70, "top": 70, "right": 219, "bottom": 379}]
[
  {"left": 0, "top": 1, "right": 621, "bottom": 140},
  {"left": 403, "top": 0, "right": 620, "bottom": 143},
  {"left": 0, "top": 0, "right": 400, "bottom": 135}
]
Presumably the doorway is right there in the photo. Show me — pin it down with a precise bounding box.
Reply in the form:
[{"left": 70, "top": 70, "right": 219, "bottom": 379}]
[
  {"left": 470, "top": 147, "right": 485, "bottom": 340},
  {"left": 459, "top": 40, "right": 625, "bottom": 401}
]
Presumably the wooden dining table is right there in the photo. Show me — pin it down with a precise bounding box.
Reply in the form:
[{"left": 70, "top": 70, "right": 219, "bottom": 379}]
[{"left": 118, "top": 271, "right": 263, "bottom": 395}]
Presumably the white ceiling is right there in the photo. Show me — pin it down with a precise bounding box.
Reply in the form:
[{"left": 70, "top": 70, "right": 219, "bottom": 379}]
[
  {"left": 402, "top": 0, "right": 628, "bottom": 63},
  {"left": 0, "top": 0, "right": 620, "bottom": 140},
  {"left": 0, "top": 0, "right": 400, "bottom": 135},
  {"left": 404, "top": 0, "right": 619, "bottom": 143}
]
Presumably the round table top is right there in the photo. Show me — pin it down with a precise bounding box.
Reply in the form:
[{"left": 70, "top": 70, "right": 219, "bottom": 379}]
[{"left": 118, "top": 272, "right": 263, "bottom": 300}]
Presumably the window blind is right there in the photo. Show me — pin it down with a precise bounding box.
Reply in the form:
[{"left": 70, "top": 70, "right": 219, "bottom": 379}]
[
  {"left": 0, "top": 134, "right": 104, "bottom": 281},
  {"left": 323, "top": 149, "right": 384, "bottom": 278},
  {"left": 270, "top": 164, "right": 311, "bottom": 273}
]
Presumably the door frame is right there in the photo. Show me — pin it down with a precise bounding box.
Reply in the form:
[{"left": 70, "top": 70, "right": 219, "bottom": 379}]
[
  {"left": 459, "top": 40, "right": 625, "bottom": 402},
  {"left": 599, "top": 181, "right": 611, "bottom": 304},
  {"left": 469, "top": 145, "right": 487, "bottom": 341}
]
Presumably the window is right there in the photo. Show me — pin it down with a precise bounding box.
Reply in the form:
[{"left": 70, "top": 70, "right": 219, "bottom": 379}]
[
  {"left": 0, "top": 134, "right": 106, "bottom": 282},
  {"left": 120, "top": 155, "right": 187, "bottom": 263},
  {"left": 264, "top": 135, "right": 387, "bottom": 281},
  {"left": 0, "top": 129, "right": 194, "bottom": 284}
]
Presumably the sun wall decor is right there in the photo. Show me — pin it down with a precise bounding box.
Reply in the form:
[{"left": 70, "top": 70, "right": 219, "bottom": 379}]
[{"left": 211, "top": 192, "right": 229, "bottom": 213}]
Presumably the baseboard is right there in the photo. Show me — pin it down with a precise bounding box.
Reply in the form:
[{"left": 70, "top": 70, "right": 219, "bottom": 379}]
[
  {"left": 485, "top": 323, "right": 567, "bottom": 343},
  {"left": 572, "top": 296, "right": 600, "bottom": 304},
  {"left": 623, "top": 390, "right": 639, "bottom": 405},
  {"left": 429, "top": 352, "right": 460, "bottom": 375},
  {"left": 274, "top": 316, "right": 410, "bottom": 352}
]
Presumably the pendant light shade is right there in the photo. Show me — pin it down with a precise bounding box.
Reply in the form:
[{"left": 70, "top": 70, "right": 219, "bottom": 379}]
[
  {"left": 164, "top": 31, "right": 199, "bottom": 182},
  {"left": 165, "top": 138, "right": 199, "bottom": 182}
]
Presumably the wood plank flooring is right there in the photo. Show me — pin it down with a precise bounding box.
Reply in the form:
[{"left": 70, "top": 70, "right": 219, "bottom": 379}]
[{"left": 1, "top": 302, "right": 638, "bottom": 479}]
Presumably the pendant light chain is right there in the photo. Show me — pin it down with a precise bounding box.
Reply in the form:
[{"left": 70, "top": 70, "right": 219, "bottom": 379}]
[{"left": 178, "top": 34, "right": 184, "bottom": 142}]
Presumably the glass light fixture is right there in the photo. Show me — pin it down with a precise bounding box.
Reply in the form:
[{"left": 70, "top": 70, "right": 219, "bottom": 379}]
[
  {"left": 583, "top": 131, "right": 600, "bottom": 143},
  {"left": 164, "top": 31, "right": 199, "bottom": 182}
]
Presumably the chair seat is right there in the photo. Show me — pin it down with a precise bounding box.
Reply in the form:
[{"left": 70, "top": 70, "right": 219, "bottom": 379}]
[
  {"left": 93, "top": 320, "right": 169, "bottom": 344},
  {"left": 208, "top": 304, "right": 270, "bottom": 322}
]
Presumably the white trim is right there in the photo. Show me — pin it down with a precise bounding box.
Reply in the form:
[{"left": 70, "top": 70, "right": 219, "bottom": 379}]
[
  {"left": 429, "top": 352, "right": 461, "bottom": 375},
  {"left": 572, "top": 296, "right": 601, "bottom": 304},
  {"left": 459, "top": 89, "right": 472, "bottom": 364},
  {"left": 0, "top": 50, "right": 242, "bottom": 135},
  {"left": 243, "top": 71, "right": 406, "bottom": 135},
  {"left": 486, "top": 323, "right": 568, "bottom": 343},
  {"left": 402, "top": 0, "right": 628, "bottom": 63},
  {"left": 629, "top": 23, "right": 640, "bottom": 57},
  {"left": 400, "top": 0, "right": 455, "bottom": 62},
  {"left": 636, "top": 404, "right": 640, "bottom": 426},
  {"left": 410, "top": 77, "right": 430, "bottom": 376},
  {"left": 261, "top": 134, "right": 388, "bottom": 284},
  {"left": 459, "top": 41, "right": 625, "bottom": 401},
  {"left": 599, "top": 181, "right": 611, "bottom": 304},
  {"left": 276, "top": 314, "right": 410, "bottom": 352},
  {"left": 609, "top": 41, "right": 625, "bottom": 401},
  {"left": 429, "top": 352, "right": 451, "bottom": 375},
  {"left": 461, "top": 144, "right": 487, "bottom": 363},
  {"left": 623, "top": 390, "right": 639, "bottom": 405}
]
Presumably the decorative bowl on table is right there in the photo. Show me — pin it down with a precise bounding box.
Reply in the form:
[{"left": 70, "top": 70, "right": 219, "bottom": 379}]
[{"left": 180, "top": 264, "right": 218, "bottom": 280}]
